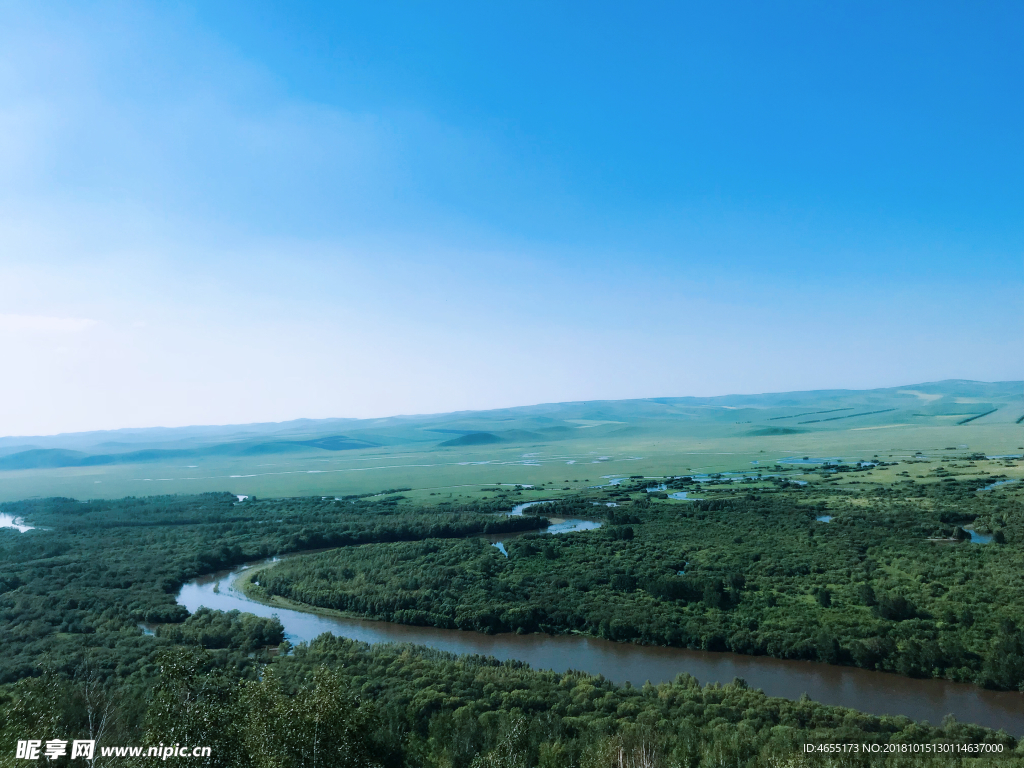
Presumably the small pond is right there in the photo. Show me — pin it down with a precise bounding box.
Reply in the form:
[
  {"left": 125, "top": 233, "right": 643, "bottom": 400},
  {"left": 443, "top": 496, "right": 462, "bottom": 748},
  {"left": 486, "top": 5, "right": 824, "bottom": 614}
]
[{"left": 967, "top": 529, "right": 992, "bottom": 545}]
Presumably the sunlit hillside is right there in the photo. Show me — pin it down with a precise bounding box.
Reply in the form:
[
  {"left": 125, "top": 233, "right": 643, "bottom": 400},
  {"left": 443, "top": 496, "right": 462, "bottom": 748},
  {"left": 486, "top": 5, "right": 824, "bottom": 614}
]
[{"left": 0, "top": 380, "right": 1019, "bottom": 502}]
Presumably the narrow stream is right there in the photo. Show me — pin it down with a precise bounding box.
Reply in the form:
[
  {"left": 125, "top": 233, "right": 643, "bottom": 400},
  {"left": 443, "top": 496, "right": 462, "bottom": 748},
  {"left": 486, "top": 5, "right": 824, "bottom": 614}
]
[{"left": 486, "top": 501, "right": 604, "bottom": 556}]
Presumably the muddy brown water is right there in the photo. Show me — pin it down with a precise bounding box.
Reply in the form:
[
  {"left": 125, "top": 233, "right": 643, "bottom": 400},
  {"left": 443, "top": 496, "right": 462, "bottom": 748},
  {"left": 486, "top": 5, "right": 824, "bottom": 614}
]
[{"left": 177, "top": 559, "right": 1024, "bottom": 735}]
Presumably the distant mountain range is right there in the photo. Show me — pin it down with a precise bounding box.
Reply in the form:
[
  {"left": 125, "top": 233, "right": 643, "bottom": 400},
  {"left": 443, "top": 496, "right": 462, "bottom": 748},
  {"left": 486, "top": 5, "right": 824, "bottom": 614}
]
[{"left": 1, "top": 379, "right": 1020, "bottom": 471}]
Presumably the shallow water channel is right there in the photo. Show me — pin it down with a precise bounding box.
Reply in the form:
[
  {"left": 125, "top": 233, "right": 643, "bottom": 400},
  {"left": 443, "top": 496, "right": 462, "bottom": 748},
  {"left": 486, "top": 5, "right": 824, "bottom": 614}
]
[
  {"left": 177, "top": 556, "right": 1024, "bottom": 735},
  {"left": 0, "top": 513, "right": 34, "bottom": 532},
  {"left": 484, "top": 501, "right": 603, "bottom": 557}
]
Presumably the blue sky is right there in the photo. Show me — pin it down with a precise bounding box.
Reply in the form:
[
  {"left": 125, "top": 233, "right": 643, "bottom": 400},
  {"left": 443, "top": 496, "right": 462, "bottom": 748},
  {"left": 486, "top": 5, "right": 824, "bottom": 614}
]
[{"left": 0, "top": 1, "right": 1020, "bottom": 435}]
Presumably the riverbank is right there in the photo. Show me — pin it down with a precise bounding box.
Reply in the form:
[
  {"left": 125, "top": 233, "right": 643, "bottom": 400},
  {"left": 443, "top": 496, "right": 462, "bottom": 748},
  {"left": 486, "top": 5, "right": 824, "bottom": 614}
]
[
  {"left": 182, "top": 555, "right": 1024, "bottom": 735},
  {"left": 237, "top": 557, "right": 388, "bottom": 624}
]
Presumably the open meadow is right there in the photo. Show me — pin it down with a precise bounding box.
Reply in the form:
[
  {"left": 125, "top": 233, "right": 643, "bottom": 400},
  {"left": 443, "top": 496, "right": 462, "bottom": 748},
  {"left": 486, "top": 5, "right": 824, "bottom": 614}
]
[{"left": 0, "top": 380, "right": 1020, "bottom": 503}]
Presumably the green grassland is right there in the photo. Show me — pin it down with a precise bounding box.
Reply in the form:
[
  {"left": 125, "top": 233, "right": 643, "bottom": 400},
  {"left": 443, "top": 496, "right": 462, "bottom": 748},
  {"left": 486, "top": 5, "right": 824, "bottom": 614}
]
[{"left": 0, "top": 380, "right": 1020, "bottom": 502}]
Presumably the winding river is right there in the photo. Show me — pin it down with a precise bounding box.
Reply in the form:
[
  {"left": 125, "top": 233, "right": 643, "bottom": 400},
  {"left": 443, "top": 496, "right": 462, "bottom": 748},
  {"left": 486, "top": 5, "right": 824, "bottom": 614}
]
[{"left": 177, "top": 555, "right": 1024, "bottom": 735}]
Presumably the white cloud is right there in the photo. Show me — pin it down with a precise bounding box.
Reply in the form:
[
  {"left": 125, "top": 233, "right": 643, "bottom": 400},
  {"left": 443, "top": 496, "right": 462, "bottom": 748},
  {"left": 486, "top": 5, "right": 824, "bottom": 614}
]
[{"left": 0, "top": 314, "right": 96, "bottom": 333}]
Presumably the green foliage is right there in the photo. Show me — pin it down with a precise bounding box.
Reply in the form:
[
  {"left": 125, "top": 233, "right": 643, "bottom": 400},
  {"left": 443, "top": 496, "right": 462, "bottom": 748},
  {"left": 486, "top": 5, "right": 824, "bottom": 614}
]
[
  {"left": 145, "top": 648, "right": 243, "bottom": 767},
  {"left": 1, "top": 479, "right": 1023, "bottom": 766},
  {"left": 237, "top": 664, "right": 378, "bottom": 768},
  {"left": 273, "top": 635, "right": 1019, "bottom": 768},
  {"left": 157, "top": 608, "right": 284, "bottom": 651},
  {"left": 260, "top": 480, "right": 1024, "bottom": 690},
  {"left": 0, "top": 493, "right": 542, "bottom": 685},
  {"left": 6, "top": 639, "right": 1019, "bottom": 767},
  {"left": 0, "top": 670, "right": 128, "bottom": 768}
]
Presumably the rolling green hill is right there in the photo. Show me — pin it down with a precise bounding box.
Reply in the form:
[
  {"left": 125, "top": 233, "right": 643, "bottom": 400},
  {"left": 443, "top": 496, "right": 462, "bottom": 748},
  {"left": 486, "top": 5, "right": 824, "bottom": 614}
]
[{"left": 0, "top": 379, "right": 1019, "bottom": 501}]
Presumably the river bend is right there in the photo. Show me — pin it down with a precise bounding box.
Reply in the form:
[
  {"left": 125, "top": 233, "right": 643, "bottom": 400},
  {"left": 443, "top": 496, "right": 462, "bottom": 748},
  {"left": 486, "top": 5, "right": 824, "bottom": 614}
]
[{"left": 177, "top": 557, "right": 1024, "bottom": 735}]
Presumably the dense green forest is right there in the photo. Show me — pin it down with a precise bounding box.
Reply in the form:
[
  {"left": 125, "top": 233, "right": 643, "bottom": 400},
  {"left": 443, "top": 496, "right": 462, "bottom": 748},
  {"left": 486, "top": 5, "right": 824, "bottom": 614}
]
[
  {"left": 256, "top": 476, "right": 1024, "bottom": 691},
  {"left": 1, "top": 475, "right": 1022, "bottom": 766},
  {"left": 2, "top": 639, "right": 1018, "bottom": 767},
  {"left": 0, "top": 493, "right": 541, "bottom": 685}
]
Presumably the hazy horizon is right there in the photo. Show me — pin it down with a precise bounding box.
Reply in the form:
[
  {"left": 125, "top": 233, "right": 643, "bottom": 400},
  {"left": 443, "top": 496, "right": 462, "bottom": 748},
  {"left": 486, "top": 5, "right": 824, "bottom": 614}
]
[{"left": 1, "top": 377, "right": 1019, "bottom": 441}]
